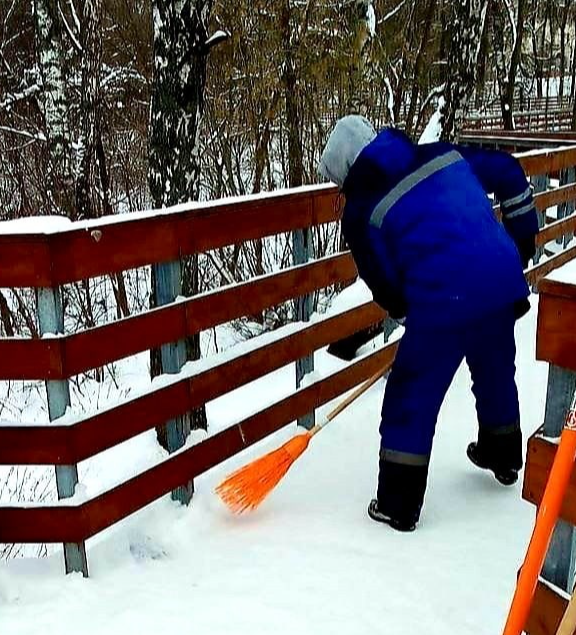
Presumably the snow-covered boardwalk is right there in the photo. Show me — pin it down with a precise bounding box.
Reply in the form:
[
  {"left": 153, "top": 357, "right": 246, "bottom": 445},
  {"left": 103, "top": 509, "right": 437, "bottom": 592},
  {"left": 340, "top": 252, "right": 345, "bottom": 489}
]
[{"left": 0, "top": 301, "right": 548, "bottom": 635}]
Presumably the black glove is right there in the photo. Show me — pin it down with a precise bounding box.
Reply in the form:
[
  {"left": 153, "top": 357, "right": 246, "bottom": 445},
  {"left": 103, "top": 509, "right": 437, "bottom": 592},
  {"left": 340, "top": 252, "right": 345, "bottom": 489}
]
[
  {"left": 327, "top": 322, "right": 385, "bottom": 361},
  {"left": 373, "top": 290, "right": 407, "bottom": 322},
  {"left": 513, "top": 298, "right": 531, "bottom": 320},
  {"left": 516, "top": 236, "right": 536, "bottom": 269}
]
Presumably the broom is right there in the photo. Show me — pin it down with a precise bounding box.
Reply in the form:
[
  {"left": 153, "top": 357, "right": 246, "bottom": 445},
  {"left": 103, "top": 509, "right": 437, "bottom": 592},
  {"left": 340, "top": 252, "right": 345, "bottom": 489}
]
[{"left": 215, "top": 360, "right": 393, "bottom": 514}]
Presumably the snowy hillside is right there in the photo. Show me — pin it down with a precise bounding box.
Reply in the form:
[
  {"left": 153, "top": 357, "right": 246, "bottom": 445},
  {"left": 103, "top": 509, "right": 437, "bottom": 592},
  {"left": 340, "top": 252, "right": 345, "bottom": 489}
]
[{"left": 0, "top": 296, "right": 549, "bottom": 635}]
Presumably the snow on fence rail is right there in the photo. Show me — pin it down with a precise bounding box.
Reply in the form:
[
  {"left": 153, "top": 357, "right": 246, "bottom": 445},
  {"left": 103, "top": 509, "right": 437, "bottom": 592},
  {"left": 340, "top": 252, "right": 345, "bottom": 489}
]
[{"left": 1, "top": 145, "right": 576, "bottom": 576}]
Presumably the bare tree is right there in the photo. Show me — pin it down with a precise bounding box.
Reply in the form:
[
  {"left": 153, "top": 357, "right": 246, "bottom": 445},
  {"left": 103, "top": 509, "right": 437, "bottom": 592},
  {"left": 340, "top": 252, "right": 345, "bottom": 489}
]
[
  {"left": 33, "top": 0, "right": 74, "bottom": 215},
  {"left": 344, "top": 0, "right": 375, "bottom": 114},
  {"left": 76, "top": 0, "right": 113, "bottom": 219},
  {"left": 440, "top": 0, "right": 489, "bottom": 141},
  {"left": 148, "top": 0, "right": 227, "bottom": 435},
  {"left": 405, "top": 0, "right": 437, "bottom": 135}
]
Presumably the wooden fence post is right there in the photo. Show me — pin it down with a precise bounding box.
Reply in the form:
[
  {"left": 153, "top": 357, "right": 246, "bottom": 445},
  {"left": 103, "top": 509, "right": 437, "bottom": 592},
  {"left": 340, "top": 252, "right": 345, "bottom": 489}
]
[
  {"left": 36, "top": 287, "right": 88, "bottom": 577},
  {"left": 153, "top": 261, "right": 194, "bottom": 504},
  {"left": 532, "top": 174, "right": 549, "bottom": 264},
  {"left": 293, "top": 228, "right": 315, "bottom": 430},
  {"left": 558, "top": 167, "right": 576, "bottom": 247},
  {"left": 541, "top": 364, "right": 576, "bottom": 592}
]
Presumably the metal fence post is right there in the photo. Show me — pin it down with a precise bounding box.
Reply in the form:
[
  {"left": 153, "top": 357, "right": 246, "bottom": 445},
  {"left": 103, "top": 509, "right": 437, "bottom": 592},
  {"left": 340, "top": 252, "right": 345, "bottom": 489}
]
[
  {"left": 531, "top": 174, "right": 549, "bottom": 264},
  {"left": 153, "top": 261, "right": 194, "bottom": 504},
  {"left": 541, "top": 364, "right": 576, "bottom": 592},
  {"left": 36, "top": 287, "right": 88, "bottom": 577},
  {"left": 293, "top": 228, "right": 315, "bottom": 430},
  {"left": 558, "top": 167, "right": 576, "bottom": 247}
]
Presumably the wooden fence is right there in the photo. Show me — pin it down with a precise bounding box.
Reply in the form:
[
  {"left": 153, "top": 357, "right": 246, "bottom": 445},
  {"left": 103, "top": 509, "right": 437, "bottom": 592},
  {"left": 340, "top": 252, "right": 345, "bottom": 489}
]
[
  {"left": 469, "top": 95, "right": 572, "bottom": 117},
  {"left": 523, "top": 275, "right": 576, "bottom": 635},
  {"left": 2, "top": 146, "right": 576, "bottom": 577},
  {"left": 465, "top": 108, "right": 574, "bottom": 133},
  {"left": 462, "top": 130, "right": 576, "bottom": 153}
]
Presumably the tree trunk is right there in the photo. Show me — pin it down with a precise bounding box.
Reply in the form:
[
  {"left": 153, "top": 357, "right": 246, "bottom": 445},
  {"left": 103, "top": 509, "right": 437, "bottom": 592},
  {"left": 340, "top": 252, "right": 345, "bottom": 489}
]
[
  {"left": 0, "top": 291, "right": 14, "bottom": 337},
  {"left": 545, "top": 0, "right": 553, "bottom": 127},
  {"left": 393, "top": 1, "right": 417, "bottom": 123},
  {"left": 345, "top": 0, "right": 374, "bottom": 115},
  {"left": 149, "top": 0, "right": 219, "bottom": 434},
  {"left": 570, "top": 10, "right": 576, "bottom": 104},
  {"left": 250, "top": 91, "right": 281, "bottom": 284},
  {"left": 532, "top": 18, "right": 543, "bottom": 99},
  {"left": 111, "top": 272, "right": 130, "bottom": 319},
  {"left": 538, "top": 2, "right": 548, "bottom": 100},
  {"left": 149, "top": 0, "right": 213, "bottom": 208},
  {"left": 279, "top": 0, "right": 303, "bottom": 188},
  {"left": 406, "top": 0, "right": 437, "bottom": 136},
  {"left": 505, "top": 0, "right": 526, "bottom": 126},
  {"left": 559, "top": 1, "right": 569, "bottom": 99},
  {"left": 76, "top": 0, "right": 104, "bottom": 220},
  {"left": 474, "top": 6, "right": 491, "bottom": 110},
  {"left": 33, "top": 0, "right": 74, "bottom": 217},
  {"left": 440, "top": 0, "right": 489, "bottom": 141},
  {"left": 252, "top": 91, "right": 281, "bottom": 194},
  {"left": 491, "top": 0, "right": 514, "bottom": 129}
]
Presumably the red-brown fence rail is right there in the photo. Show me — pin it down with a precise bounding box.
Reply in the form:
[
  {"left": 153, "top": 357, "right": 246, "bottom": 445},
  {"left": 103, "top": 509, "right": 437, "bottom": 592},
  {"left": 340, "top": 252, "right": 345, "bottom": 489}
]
[{"left": 1, "top": 146, "right": 576, "bottom": 576}]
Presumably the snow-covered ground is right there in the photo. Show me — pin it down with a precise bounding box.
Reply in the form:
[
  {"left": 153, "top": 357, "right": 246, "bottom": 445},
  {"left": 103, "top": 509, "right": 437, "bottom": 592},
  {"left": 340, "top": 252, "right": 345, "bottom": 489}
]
[{"left": 0, "top": 295, "right": 550, "bottom": 635}]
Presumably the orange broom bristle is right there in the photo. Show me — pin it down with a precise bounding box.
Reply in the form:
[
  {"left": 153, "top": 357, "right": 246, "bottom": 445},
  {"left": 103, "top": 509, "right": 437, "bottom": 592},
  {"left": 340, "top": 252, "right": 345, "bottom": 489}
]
[{"left": 215, "top": 432, "right": 312, "bottom": 514}]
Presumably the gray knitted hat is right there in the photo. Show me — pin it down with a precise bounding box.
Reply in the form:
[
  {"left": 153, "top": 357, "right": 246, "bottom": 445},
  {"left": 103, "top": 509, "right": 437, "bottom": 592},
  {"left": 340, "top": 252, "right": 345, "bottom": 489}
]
[{"left": 318, "top": 115, "right": 377, "bottom": 188}]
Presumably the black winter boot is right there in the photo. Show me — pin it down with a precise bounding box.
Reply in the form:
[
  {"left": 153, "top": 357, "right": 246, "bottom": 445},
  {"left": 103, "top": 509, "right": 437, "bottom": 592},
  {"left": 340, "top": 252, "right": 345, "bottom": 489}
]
[
  {"left": 368, "top": 457, "right": 429, "bottom": 532},
  {"left": 467, "top": 425, "right": 523, "bottom": 486},
  {"left": 368, "top": 499, "right": 417, "bottom": 532}
]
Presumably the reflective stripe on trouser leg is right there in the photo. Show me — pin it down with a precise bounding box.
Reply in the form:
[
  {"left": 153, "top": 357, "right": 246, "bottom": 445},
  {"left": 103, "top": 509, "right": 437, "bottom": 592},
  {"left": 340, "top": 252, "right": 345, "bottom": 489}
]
[
  {"left": 380, "top": 449, "right": 430, "bottom": 466},
  {"left": 377, "top": 321, "right": 465, "bottom": 525}
]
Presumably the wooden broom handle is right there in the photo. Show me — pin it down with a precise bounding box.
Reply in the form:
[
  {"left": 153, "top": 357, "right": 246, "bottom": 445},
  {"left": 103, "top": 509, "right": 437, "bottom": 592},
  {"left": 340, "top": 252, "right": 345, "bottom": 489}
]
[
  {"left": 325, "top": 359, "right": 394, "bottom": 423},
  {"left": 555, "top": 586, "right": 576, "bottom": 635}
]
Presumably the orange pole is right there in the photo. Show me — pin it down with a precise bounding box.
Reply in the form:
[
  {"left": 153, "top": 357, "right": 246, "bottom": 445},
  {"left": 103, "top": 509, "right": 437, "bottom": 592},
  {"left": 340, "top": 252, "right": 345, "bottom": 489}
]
[{"left": 502, "top": 410, "right": 576, "bottom": 635}]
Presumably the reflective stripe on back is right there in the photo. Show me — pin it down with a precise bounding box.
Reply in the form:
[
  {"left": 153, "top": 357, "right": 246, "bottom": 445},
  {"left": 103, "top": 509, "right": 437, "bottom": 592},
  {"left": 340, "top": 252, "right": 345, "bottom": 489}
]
[{"left": 369, "top": 150, "right": 464, "bottom": 228}]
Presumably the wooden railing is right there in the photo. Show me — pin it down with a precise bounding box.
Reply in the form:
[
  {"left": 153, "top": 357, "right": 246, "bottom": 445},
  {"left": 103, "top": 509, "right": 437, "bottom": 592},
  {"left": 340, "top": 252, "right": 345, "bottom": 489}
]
[
  {"left": 0, "top": 185, "right": 394, "bottom": 576},
  {"left": 523, "top": 274, "right": 576, "bottom": 635},
  {"left": 462, "top": 130, "right": 576, "bottom": 153},
  {"left": 2, "top": 146, "right": 576, "bottom": 576},
  {"left": 465, "top": 109, "right": 574, "bottom": 133},
  {"left": 470, "top": 96, "right": 573, "bottom": 117}
]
